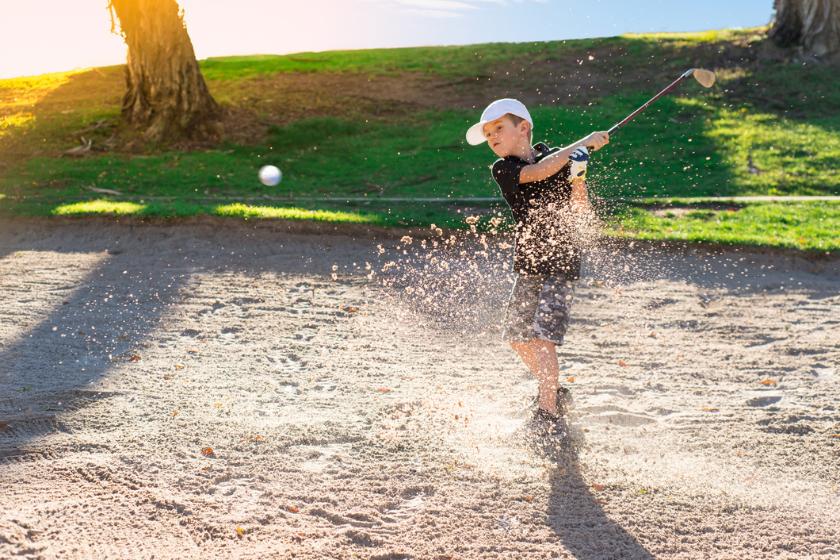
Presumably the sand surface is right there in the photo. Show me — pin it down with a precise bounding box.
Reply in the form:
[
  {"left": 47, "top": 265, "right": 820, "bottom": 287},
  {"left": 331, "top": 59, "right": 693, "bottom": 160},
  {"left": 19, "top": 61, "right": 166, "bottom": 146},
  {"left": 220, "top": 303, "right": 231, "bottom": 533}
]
[{"left": 0, "top": 218, "right": 838, "bottom": 559}]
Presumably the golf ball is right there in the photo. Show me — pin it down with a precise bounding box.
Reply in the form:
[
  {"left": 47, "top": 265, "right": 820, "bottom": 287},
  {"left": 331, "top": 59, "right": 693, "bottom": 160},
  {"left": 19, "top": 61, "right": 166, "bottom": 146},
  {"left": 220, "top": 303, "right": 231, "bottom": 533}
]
[{"left": 258, "top": 165, "right": 282, "bottom": 186}]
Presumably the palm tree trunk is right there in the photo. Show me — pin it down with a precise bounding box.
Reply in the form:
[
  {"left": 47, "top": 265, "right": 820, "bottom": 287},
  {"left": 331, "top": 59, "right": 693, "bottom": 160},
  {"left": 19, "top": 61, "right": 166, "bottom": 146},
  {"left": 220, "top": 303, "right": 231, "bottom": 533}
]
[{"left": 109, "top": 0, "right": 221, "bottom": 142}]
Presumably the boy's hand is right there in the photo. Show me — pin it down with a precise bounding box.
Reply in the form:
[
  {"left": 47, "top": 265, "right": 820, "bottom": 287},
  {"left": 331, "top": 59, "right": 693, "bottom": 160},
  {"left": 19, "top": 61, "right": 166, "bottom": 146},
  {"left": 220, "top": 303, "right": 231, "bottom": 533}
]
[
  {"left": 583, "top": 131, "right": 610, "bottom": 151},
  {"left": 569, "top": 147, "right": 590, "bottom": 179}
]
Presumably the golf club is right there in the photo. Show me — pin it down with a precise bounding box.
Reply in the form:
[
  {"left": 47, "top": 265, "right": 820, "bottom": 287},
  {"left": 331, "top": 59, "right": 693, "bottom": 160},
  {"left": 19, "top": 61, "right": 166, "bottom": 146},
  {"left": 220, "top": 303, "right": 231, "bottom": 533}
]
[{"left": 589, "top": 68, "right": 716, "bottom": 147}]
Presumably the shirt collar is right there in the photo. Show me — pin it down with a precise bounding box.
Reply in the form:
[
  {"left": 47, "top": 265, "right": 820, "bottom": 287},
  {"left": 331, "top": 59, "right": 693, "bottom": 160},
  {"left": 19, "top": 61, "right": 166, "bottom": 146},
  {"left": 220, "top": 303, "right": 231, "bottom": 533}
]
[{"left": 503, "top": 142, "right": 550, "bottom": 164}]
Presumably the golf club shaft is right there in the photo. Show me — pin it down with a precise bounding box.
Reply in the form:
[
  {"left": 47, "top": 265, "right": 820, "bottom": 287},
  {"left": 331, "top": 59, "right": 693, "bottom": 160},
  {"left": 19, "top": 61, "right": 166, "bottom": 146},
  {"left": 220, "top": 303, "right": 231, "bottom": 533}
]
[
  {"left": 607, "top": 69, "right": 695, "bottom": 136},
  {"left": 585, "top": 69, "right": 696, "bottom": 150}
]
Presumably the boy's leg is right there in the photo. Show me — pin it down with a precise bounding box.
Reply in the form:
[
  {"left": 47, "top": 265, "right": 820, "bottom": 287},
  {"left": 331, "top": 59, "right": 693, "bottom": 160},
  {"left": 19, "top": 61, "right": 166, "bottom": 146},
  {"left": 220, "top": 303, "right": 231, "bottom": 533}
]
[
  {"left": 509, "top": 339, "right": 560, "bottom": 416},
  {"left": 504, "top": 273, "right": 574, "bottom": 417}
]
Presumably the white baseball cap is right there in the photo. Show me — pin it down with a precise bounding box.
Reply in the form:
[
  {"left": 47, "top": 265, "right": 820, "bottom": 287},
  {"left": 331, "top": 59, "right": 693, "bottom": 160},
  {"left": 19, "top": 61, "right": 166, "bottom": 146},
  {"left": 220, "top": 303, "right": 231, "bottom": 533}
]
[{"left": 465, "top": 98, "right": 533, "bottom": 146}]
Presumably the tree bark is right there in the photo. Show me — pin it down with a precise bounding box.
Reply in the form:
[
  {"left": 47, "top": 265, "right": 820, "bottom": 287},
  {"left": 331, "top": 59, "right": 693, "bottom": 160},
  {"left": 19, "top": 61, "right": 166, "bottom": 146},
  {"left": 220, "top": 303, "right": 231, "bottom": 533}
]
[
  {"left": 770, "top": 0, "right": 840, "bottom": 61},
  {"left": 108, "top": 0, "right": 221, "bottom": 142}
]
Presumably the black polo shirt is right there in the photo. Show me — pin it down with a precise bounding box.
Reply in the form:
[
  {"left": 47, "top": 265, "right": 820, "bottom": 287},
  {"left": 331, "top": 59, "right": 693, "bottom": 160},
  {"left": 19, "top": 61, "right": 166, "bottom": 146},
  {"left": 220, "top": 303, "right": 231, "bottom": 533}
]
[{"left": 491, "top": 142, "right": 581, "bottom": 279}]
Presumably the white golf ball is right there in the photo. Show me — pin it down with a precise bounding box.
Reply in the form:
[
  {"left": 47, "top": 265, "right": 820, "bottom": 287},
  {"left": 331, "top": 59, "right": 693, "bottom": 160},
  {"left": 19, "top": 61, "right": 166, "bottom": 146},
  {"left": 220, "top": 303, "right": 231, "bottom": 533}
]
[{"left": 258, "top": 165, "right": 282, "bottom": 186}]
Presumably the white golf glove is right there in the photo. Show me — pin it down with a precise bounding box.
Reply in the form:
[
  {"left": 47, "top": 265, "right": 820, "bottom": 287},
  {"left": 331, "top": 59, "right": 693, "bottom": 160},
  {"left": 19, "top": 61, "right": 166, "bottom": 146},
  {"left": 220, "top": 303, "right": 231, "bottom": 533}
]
[{"left": 569, "top": 146, "right": 590, "bottom": 179}]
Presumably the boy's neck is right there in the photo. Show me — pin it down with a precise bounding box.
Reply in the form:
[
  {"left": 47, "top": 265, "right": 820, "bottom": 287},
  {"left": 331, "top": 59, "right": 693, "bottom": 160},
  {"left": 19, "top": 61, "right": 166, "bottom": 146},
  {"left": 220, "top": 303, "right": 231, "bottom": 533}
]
[{"left": 511, "top": 142, "right": 536, "bottom": 163}]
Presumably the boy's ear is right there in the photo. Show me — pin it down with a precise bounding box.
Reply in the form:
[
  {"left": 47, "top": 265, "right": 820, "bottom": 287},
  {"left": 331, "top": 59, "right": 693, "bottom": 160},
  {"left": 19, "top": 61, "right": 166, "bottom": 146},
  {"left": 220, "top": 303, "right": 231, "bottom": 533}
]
[{"left": 519, "top": 120, "right": 531, "bottom": 138}]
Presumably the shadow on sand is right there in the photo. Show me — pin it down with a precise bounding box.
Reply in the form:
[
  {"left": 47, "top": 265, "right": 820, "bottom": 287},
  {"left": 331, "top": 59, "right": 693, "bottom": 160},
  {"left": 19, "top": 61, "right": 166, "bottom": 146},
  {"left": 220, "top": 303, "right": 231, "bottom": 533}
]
[
  {"left": 539, "top": 420, "right": 653, "bottom": 560},
  {"left": 0, "top": 223, "right": 193, "bottom": 455}
]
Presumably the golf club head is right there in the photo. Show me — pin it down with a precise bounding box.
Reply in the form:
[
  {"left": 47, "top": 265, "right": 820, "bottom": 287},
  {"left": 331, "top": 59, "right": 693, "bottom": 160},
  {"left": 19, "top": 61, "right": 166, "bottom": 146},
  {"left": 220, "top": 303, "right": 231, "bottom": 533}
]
[{"left": 690, "top": 68, "right": 716, "bottom": 88}]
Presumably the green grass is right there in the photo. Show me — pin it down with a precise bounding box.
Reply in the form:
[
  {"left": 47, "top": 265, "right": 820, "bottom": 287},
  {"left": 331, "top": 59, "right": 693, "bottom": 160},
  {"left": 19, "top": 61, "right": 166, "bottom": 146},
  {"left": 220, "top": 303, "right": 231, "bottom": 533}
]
[
  {"left": 49, "top": 199, "right": 382, "bottom": 224},
  {"left": 2, "top": 195, "right": 499, "bottom": 231},
  {"left": 610, "top": 201, "right": 840, "bottom": 252},
  {"left": 52, "top": 200, "right": 145, "bottom": 215},
  {"left": 197, "top": 37, "right": 626, "bottom": 81},
  {"left": 194, "top": 28, "right": 756, "bottom": 81},
  {"left": 1, "top": 27, "right": 839, "bottom": 252},
  {"left": 8, "top": 98, "right": 839, "bottom": 200},
  {"left": 9, "top": 195, "right": 836, "bottom": 253}
]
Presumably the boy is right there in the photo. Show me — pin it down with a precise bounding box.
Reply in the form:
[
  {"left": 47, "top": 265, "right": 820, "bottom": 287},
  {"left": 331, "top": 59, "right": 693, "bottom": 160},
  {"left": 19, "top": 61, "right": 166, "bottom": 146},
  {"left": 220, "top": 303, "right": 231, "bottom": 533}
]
[{"left": 465, "top": 98, "right": 609, "bottom": 435}]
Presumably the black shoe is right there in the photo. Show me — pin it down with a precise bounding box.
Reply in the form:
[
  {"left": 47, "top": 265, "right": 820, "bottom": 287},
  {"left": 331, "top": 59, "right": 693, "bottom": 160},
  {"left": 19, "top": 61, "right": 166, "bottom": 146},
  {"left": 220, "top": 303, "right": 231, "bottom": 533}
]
[
  {"left": 524, "top": 407, "right": 563, "bottom": 438},
  {"left": 524, "top": 387, "right": 575, "bottom": 417},
  {"left": 556, "top": 387, "right": 575, "bottom": 417}
]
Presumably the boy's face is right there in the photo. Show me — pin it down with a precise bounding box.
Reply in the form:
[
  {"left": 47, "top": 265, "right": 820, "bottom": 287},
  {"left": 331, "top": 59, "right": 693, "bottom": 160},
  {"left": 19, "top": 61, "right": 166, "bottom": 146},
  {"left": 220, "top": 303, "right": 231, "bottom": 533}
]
[{"left": 482, "top": 115, "right": 530, "bottom": 158}]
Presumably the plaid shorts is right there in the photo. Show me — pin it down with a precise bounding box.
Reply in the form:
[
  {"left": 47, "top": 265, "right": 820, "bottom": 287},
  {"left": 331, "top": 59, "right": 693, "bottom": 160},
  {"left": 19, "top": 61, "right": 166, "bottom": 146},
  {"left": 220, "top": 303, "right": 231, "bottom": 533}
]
[{"left": 503, "top": 273, "right": 576, "bottom": 345}]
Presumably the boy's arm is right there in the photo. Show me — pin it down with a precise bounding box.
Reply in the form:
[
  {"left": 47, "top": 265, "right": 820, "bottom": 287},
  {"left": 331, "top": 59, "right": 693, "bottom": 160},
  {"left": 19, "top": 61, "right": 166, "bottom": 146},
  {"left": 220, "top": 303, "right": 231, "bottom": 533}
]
[
  {"left": 519, "top": 131, "right": 609, "bottom": 184},
  {"left": 570, "top": 178, "right": 591, "bottom": 214},
  {"left": 570, "top": 178, "right": 599, "bottom": 243}
]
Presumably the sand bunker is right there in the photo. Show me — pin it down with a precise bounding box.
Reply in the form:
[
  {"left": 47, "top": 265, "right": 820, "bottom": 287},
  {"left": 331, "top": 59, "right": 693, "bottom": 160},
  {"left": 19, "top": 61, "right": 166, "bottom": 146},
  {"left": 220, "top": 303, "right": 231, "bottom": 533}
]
[{"left": 0, "top": 218, "right": 838, "bottom": 559}]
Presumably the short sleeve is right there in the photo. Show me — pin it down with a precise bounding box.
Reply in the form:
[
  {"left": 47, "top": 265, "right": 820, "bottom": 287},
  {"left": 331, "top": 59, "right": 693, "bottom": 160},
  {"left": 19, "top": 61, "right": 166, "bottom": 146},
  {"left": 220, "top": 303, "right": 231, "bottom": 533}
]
[{"left": 491, "top": 159, "right": 524, "bottom": 199}]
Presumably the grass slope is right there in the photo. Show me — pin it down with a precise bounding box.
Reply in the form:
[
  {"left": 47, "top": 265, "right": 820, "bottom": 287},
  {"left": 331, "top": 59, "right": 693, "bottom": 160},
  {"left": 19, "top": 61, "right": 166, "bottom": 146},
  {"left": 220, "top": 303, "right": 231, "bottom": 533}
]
[{"left": 0, "top": 28, "right": 838, "bottom": 251}]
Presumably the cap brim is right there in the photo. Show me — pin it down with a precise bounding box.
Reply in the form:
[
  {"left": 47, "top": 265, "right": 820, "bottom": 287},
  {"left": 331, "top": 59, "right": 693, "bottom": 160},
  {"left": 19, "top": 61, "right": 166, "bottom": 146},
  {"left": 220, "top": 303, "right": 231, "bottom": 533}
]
[{"left": 466, "top": 122, "right": 487, "bottom": 145}]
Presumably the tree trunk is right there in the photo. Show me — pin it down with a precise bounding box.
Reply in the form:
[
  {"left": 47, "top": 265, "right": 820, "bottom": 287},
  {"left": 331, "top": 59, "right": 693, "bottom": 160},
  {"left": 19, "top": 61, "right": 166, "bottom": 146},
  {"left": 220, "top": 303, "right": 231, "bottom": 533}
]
[
  {"left": 108, "top": 0, "right": 221, "bottom": 142},
  {"left": 770, "top": 0, "right": 840, "bottom": 61}
]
